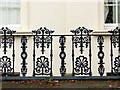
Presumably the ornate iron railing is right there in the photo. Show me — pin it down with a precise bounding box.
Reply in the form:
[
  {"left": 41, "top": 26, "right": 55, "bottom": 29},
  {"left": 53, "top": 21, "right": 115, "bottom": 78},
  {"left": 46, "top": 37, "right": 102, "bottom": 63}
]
[{"left": 0, "top": 27, "right": 120, "bottom": 79}]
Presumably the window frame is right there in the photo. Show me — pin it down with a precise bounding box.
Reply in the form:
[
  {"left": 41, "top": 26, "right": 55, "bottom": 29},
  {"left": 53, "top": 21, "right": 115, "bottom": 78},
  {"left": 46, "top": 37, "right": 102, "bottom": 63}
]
[
  {"left": 0, "top": 0, "right": 29, "bottom": 32},
  {"left": 104, "top": 0, "right": 120, "bottom": 29},
  {"left": 0, "top": 0, "right": 21, "bottom": 28}
]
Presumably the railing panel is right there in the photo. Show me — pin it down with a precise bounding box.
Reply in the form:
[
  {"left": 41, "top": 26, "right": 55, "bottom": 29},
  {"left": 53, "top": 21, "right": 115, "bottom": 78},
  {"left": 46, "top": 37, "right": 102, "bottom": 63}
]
[
  {"left": 0, "top": 27, "right": 120, "bottom": 78},
  {"left": 108, "top": 27, "right": 120, "bottom": 76},
  {"left": 32, "top": 27, "right": 54, "bottom": 76},
  {"left": 70, "top": 27, "right": 93, "bottom": 76},
  {"left": 0, "top": 27, "right": 16, "bottom": 76}
]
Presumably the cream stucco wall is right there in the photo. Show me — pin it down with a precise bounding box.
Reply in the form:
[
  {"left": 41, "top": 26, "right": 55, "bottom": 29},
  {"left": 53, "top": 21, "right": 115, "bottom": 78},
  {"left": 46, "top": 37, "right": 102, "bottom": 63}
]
[{"left": 27, "top": 1, "right": 101, "bottom": 33}]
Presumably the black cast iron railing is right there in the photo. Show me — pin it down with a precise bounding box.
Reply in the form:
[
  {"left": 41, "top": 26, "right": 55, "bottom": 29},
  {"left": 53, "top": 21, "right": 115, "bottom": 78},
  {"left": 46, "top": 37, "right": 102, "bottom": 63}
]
[
  {"left": 0, "top": 27, "right": 120, "bottom": 78},
  {"left": 70, "top": 27, "right": 93, "bottom": 76},
  {"left": 32, "top": 27, "right": 54, "bottom": 76},
  {"left": 0, "top": 27, "right": 16, "bottom": 76}
]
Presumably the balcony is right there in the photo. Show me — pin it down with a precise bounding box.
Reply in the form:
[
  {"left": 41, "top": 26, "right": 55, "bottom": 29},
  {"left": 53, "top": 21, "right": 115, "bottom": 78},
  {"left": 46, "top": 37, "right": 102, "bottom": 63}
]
[{"left": 0, "top": 27, "right": 120, "bottom": 81}]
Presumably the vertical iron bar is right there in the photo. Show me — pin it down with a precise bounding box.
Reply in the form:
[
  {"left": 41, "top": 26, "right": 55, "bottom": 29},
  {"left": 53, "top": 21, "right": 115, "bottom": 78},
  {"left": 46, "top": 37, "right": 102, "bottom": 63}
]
[
  {"left": 3, "top": 29, "right": 7, "bottom": 54},
  {"left": 33, "top": 36, "right": 36, "bottom": 76},
  {"left": 12, "top": 36, "right": 15, "bottom": 74},
  {"left": 41, "top": 30, "right": 45, "bottom": 54},
  {"left": 89, "top": 35, "right": 92, "bottom": 76},
  {"left": 80, "top": 29, "right": 83, "bottom": 54},
  {"left": 50, "top": 36, "right": 53, "bottom": 76},
  {"left": 110, "top": 35, "right": 113, "bottom": 73},
  {"left": 118, "top": 29, "right": 120, "bottom": 54},
  {"left": 72, "top": 36, "right": 75, "bottom": 76}
]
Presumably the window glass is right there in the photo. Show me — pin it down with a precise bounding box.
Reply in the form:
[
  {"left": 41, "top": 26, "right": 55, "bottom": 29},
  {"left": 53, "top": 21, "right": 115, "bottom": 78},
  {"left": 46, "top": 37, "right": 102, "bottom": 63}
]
[
  {"left": 104, "top": 0, "right": 116, "bottom": 4},
  {"left": 104, "top": 6, "right": 116, "bottom": 23},
  {"left": 118, "top": 1, "right": 120, "bottom": 23},
  {"left": 118, "top": 0, "right": 120, "bottom": 4},
  {"left": 0, "top": 0, "right": 20, "bottom": 25}
]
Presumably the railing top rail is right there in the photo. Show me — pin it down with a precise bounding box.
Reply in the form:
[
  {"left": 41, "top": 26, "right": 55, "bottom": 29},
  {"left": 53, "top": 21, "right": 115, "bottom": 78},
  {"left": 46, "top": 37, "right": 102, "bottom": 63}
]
[
  {"left": 0, "top": 26, "right": 120, "bottom": 36},
  {"left": 0, "top": 33, "right": 113, "bottom": 36}
]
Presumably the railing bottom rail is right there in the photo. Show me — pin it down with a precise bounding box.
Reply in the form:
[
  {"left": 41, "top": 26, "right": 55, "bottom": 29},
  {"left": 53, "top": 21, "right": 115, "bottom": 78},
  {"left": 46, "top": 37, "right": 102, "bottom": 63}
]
[{"left": 1, "top": 76, "right": 120, "bottom": 81}]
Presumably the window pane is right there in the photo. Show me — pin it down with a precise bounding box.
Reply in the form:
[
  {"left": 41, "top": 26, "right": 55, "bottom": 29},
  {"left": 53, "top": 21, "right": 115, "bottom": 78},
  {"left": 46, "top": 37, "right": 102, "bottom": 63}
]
[
  {"left": 104, "top": 0, "right": 116, "bottom": 4},
  {"left": 0, "top": 0, "right": 20, "bottom": 25},
  {"left": 118, "top": 0, "right": 120, "bottom": 4},
  {"left": 118, "top": 3, "right": 120, "bottom": 23},
  {"left": 8, "top": 0, "right": 20, "bottom": 8},
  {"left": 0, "top": 0, "right": 8, "bottom": 7},
  {"left": 8, "top": 8, "right": 20, "bottom": 24},
  {"left": 0, "top": 8, "right": 8, "bottom": 25},
  {"left": 104, "top": 6, "right": 116, "bottom": 23}
]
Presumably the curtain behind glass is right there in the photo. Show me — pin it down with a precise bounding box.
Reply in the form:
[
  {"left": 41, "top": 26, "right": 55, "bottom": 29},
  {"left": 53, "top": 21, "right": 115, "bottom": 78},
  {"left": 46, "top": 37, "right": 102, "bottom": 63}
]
[
  {"left": 0, "top": 0, "right": 20, "bottom": 25},
  {"left": 104, "top": 0, "right": 116, "bottom": 23}
]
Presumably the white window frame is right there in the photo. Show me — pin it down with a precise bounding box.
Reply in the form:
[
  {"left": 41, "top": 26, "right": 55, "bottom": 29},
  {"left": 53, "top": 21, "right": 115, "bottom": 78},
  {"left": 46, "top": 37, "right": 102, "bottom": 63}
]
[{"left": 104, "top": 0, "right": 120, "bottom": 30}]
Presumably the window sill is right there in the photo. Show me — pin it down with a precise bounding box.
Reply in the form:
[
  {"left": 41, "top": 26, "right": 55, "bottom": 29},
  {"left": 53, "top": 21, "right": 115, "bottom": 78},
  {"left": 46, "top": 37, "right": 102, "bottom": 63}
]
[
  {"left": 104, "top": 24, "right": 119, "bottom": 31},
  {"left": 0, "top": 25, "right": 21, "bottom": 30},
  {"left": 0, "top": 25, "right": 30, "bottom": 32}
]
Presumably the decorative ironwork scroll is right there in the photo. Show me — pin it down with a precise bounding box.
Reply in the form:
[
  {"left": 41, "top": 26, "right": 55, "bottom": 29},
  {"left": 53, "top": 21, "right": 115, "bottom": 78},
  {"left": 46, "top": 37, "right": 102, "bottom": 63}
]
[
  {"left": 114, "top": 56, "right": 120, "bottom": 73},
  {"left": 32, "top": 27, "right": 54, "bottom": 54},
  {"left": 32, "top": 27, "right": 54, "bottom": 76},
  {"left": 36, "top": 56, "right": 51, "bottom": 75},
  {"left": 71, "top": 27, "right": 93, "bottom": 76},
  {"left": 0, "top": 27, "right": 16, "bottom": 54},
  {"left": 0, "top": 27, "right": 16, "bottom": 75},
  {"left": 59, "top": 36, "right": 66, "bottom": 76},
  {"left": 0, "top": 56, "right": 12, "bottom": 74},
  {"left": 109, "top": 27, "right": 120, "bottom": 74},
  {"left": 21, "top": 36, "right": 28, "bottom": 76},
  {"left": 97, "top": 35, "right": 105, "bottom": 76},
  {"left": 75, "top": 56, "right": 89, "bottom": 75}
]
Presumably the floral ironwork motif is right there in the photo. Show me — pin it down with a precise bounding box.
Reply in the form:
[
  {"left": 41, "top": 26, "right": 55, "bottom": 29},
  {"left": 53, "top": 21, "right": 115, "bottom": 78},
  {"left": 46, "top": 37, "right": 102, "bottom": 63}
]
[
  {"left": 0, "top": 56, "right": 12, "bottom": 74},
  {"left": 32, "top": 27, "right": 54, "bottom": 54},
  {"left": 35, "top": 56, "right": 51, "bottom": 75},
  {"left": 97, "top": 35, "right": 105, "bottom": 76},
  {"left": 114, "top": 56, "right": 120, "bottom": 73},
  {"left": 74, "top": 56, "right": 89, "bottom": 75}
]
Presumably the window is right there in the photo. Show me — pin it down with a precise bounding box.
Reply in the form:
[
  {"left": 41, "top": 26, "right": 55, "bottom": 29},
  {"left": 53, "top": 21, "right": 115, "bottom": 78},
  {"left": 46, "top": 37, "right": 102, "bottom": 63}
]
[
  {"left": 0, "top": 0, "right": 21, "bottom": 26},
  {"left": 104, "top": 0, "right": 120, "bottom": 28}
]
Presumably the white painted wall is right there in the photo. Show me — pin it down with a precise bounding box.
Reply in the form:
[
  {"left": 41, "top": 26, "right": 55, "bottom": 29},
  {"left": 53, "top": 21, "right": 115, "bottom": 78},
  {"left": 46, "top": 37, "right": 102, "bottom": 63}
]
[{"left": 28, "top": 1, "right": 101, "bottom": 33}]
